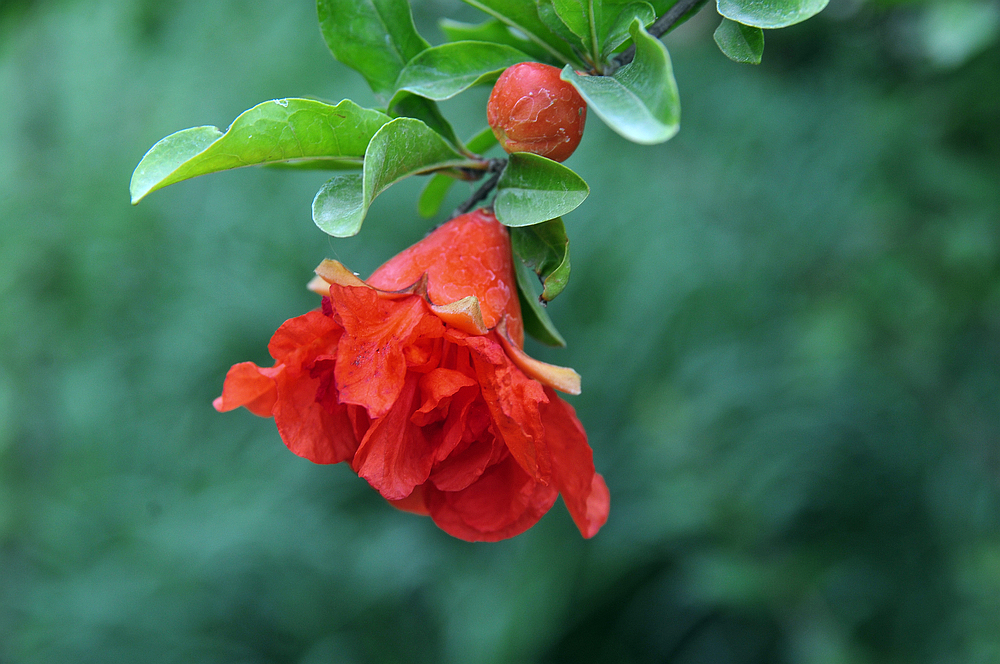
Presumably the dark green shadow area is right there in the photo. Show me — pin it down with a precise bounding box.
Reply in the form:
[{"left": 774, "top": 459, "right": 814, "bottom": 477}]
[{"left": 2, "top": 1, "right": 999, "bottom": 662}]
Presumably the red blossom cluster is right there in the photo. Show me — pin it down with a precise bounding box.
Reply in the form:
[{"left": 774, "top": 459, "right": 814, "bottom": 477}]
[{"left": 214, "top": 210, "right": 609, "bottom": 541}]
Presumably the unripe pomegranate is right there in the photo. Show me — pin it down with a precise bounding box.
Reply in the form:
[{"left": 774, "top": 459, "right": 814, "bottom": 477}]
[{"left": 487, "top": 62, "right": 587, "bottom": 163}]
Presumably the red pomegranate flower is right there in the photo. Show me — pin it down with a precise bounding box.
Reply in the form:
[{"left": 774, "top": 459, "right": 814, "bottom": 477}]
[{"left": 214, "top": 210, "right": 609, "bottom": 541}]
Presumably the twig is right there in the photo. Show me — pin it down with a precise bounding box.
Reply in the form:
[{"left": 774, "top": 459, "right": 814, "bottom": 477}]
[
  {"left": 608, "top": 0, "right": 707, "bottom": 72},
  {"left": 452, "top": 158, "right": 506, "bottom": 217}
]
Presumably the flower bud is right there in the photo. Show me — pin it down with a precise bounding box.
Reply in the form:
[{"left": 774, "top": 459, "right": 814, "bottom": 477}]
[{"left": 487, "top": 62, "right": 587, "bottom": 163}]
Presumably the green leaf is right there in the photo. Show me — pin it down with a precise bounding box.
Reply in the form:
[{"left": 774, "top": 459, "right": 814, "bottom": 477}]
[
  {"left": 510, "top": 217, "right": 571, "bottom": 301},
  {"left": 387, "top": 92, "right": 461, "bottom": 149},
  {"left": 130, "top": 99, "right": 390, "bottom": 204},
  {"left": 312, "top": 118, "right": 478, "bottom": 237},
  {"left": 493, "top": 153, "right": 589, "bottom": 227},
  {"left": 551, "top": 0, "right": 600, "bottom": 58},
  {"left": 317, "top": 0, "right": 429, "bottom": 100},
  {"left": 514, "top": 257, "right": 567, "bottom": 346},
  {"left": 536, "top": 0, "right": 588, "bottom": 48},
  {"left": 395, "top": 41, "right": 532, "bottom": 101},
  {"left": 439, "top": 18, "right": 556, "bottom": 63},
  {"left": 461, "top": 0, "right": 582, "bottom": 66},
  {"left": 562, "top": 19, "right": 680, "bottom": 144},
  {"left": 601, "top": 2, "right": 656, "bottom": 58},
  {"left": 418, "top": 127, "right": 499, "bottom": 218},
  {"left": 717, "top": 0, "right": 827, "bottom": 29},
  {"left": 713, "top": 18, "right": 764, "bottom": 64}
]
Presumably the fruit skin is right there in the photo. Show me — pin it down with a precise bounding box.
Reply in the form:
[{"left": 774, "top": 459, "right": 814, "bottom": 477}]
[{"left": 487, "top": 62, "right": 587, "bottom": 163}]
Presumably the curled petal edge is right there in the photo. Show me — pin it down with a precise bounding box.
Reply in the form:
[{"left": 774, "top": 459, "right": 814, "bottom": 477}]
[
  {"left": 309, "top": 260, "right": 490, "bottom": 337},
  {"left": 497, "top": 318, "right": 581, "bottom": 395},
  {"left": 308, "top": 259, "right": 581, "bottom": 395}
]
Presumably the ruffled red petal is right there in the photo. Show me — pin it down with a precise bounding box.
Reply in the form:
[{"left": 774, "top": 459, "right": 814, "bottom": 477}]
[
  {"left": 351, "top": 372, "right": 436, "bottom": 500},
  {"left": 213, "top": 362, "right": 278, "bottom": 416},
  {"left": 425, "top": 455, "right": 559, "bottom": 542},
  {"left": 267, "top": 309, "right": 340, "bottom": 366},
  {"left": 539, "top": 388, "right": 610, "bottom": 538},
  {"left": 328, "top": 284, "right": 444, "bottom": 419},
  {"left": 458, "top": 332, "right": 551, "bottom": 485},
  {"left": 272, "top": 364, "right": 359, "bottom": 465}
]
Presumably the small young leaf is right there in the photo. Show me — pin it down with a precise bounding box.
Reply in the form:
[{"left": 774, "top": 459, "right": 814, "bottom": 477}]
[
  {"left": 130, "top": 99, "right": 390, "bottom": 204},
  {"left": 439, "top": 18, "right": 556, "bottom": 63},
  {"left": 317, "top": 0, "right": 429, "bottom": 100},
  {"left": 601, "top": 2, "right": 656, "bottom": 58},
  {"left": 416, "top": 127, "right": 499, "bottom": 218},
  {"left": 461, "top": 0, "right": 581, "bottom": 66},
  {"left": 494, "top": 153, "right": 589, "bottom": 227},
  {"left": 510, "top": 217, "right": 571, "bottom": 301},
  {"left": 717, "top": 0, "right": 827, "bottom": 29},
  {"left": 562, "top": 19, "right": 680, "bottom": 144},
  {"left": 313, "top": 173, "right": 365, "bottom": 236},
  {"left": 395, "top": 41, "right": 532, "bottom": 101},
  {"left": 514, "top": 258, "right": 567, "bottom": 346},
  {"left": 312, "top": 118, "right": 478, "bottom": 237},
  {"left": 713, "top": 18, "right": 764, "bottom": 64}
]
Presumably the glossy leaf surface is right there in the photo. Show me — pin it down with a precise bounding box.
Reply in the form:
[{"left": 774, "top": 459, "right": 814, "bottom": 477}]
[
  {"left": 562, "top": 20, "right": 680, "bottom": 144},
  {"left": 387, "top": 92, "right": 461, "bottom": 148},
  {"left": 514, "top": 258, "right": 567, "bottom": 346},
  {"left": 439, "top": 18, "right": 556, "bottom": 62},
  {"left": 510, "top": 217, "right": 571, "bottom": 302},
  {"left": 461, "top": 0, "right": 580, "bottom": 65},
  {"left": 494, "top": 153, "right": 589, "bottom": 228},
  {"left": 551, "top": 0, "right": 597, "bottom": 49},
  {"left": 312, "top": 118, "right": 477, "bottom": 237},
  {"left": 713, "top": 18, "right": 764, "bottom": 64},
  {"left": 717, "top": 0, "right": 828, "bottom": 28},
  {"left": 395, "top": 41, "right": 532, "bottom": 101},
  {"left": 417, "top": 127, "right": 499, "bottom": 218},
  {"left": 317, "top": 0, "right": 429, "bottom": 99},
  {"left": 131, "top": 99, "right": 389, "bottom": 204},
  {"left": 601, "top": 2, "right": 656, "bottom": 58}
]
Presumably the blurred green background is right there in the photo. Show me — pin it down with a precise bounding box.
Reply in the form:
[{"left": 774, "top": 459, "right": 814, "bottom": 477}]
[{"left": 2, "top": 0, "right": 999, "bottom": 662}]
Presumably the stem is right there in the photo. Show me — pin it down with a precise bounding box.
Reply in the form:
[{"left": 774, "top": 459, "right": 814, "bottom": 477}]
[
  {"left": 608, "top": 0, "right": 707, "bottom": 72},
  {"left": 452, "top": 158, "right": 506, "bottom": 218}
]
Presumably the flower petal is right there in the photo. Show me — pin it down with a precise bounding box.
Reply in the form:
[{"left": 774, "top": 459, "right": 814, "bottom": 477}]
[
  {"left": 428, "top": 430, "right": 501, "bottom": 492},
  {"left": 425, "top": 455, "right": 558, "bottom": 542},
  {"left": 429, "top": 296, "right": 489, "bottom": 335},
  {"left": 367, "top": 210, "right": 522, "bottom": 334},
  {"left": 540, "top": 388, "right": 609, "bottom": 538},
  {"left": 272, "top": 367, "right": 359, "bottom": 465},
  {"left": 412, "top": 368, "right": 478, "bottom": 425},
  {"left": 213, "top": 362, "right": 279, "bottom": 416},
  {"left": 329, "top": 284, "right": 443, "bottom": 418},
  {"left": 267, "top": 310, "right": 341, "bottom": 365},
  {"left": 387, "top": 483, "right": 431, "bottom": 516},
  {"left": 460, "top": 332, "right": 552, "bottom": 485},
  {"left": 352, "top": 373, "right": 436, "bottom": 500}
]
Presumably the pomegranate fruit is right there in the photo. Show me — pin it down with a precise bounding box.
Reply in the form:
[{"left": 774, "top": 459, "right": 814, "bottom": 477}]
[{"left": 487, "top": 62, "right": 587, "bottom": 163}]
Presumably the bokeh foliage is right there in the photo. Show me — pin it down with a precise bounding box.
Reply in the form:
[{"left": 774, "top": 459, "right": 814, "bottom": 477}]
[{"left": 2, "top": 0, "right": 999, "bottom": 662}]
